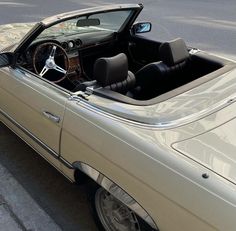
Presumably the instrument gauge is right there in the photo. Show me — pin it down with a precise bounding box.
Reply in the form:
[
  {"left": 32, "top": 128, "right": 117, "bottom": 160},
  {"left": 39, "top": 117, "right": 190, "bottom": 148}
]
[{"left": 68, "top": 41, "right": 74, "bottom": 48}]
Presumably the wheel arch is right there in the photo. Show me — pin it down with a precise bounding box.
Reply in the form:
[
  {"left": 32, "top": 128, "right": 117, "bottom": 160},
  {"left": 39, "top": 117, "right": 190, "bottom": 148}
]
[{"left": 72, "top": 161, "right": 159, "bottom": 230}]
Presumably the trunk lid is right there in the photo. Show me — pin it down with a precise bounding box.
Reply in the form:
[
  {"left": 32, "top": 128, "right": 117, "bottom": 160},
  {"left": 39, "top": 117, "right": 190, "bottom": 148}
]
[{"left": 173, "top": 112, "right": 236, "bottom": 185}]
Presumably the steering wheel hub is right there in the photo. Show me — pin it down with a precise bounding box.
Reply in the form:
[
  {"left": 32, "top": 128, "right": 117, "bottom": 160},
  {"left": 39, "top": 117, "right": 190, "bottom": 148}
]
[{"left": 46, "top": 59, "right": 55, "bottom": 68}]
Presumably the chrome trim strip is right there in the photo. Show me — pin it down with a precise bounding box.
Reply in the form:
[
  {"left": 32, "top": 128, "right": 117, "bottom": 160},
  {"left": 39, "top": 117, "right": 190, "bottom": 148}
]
[
  {"left": 77, "top": 97, "right": 236, "bottom": 130},
  {"left": 60, "top": 157, "right": 74, "bottom": 169},
  {"left": 75, "top": 99, "right": 155, "bottom": 129},
  {"left": 0, "top": 108, "right": 73, "bottom": 169},
  {"left": 73, "top": 161, "right": 158, "bottom": 230}
]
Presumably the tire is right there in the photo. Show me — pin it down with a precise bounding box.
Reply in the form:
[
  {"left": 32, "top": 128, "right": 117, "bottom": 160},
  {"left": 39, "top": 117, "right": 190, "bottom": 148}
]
[{"left": 90, "top": 187, "right": 156, "bottom": 231}]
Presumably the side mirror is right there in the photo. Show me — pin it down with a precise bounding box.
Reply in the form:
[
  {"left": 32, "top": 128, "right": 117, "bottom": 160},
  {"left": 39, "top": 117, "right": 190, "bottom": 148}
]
[
  {"left": 132, "top": 22, "right": 152, "bottom": 34},
  {"left": 0, "top": 52, "right": 14, "bottom": 68}
]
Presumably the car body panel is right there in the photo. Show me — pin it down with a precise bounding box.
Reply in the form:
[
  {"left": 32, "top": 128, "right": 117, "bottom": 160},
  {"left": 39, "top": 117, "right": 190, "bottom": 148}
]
[
  {"left": 60, "top": 98, "right": 236, "bottom": 231},
  {"left": 0, "top": 67, "right": 68, "bottom": 154},
  {"left": 173, "top": 112, "right": 236, "bottom": 185},
  {"left": 0, "top": 3, "right": 236, "bottom": 231}
]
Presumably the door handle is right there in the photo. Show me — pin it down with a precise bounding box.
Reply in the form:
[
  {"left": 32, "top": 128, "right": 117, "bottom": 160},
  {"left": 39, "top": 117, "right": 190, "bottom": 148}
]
[{"left": 43, "top": 111, "right": 60, "bottom": 123}]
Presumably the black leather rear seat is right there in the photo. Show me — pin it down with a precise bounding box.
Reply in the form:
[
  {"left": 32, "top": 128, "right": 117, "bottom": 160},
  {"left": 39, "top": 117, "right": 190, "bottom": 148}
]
[{"left": 134, "top": 38, "right": 191, "bottom": 100}]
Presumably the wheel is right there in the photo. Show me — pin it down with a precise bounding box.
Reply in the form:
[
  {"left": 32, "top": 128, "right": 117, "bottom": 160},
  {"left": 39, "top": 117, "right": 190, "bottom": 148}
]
[
  {"left": 33, "top": 42, "right": 69, "bottom": 83},
  {"left": 91, "top": 187, "right": 155, "bottom": 231}
]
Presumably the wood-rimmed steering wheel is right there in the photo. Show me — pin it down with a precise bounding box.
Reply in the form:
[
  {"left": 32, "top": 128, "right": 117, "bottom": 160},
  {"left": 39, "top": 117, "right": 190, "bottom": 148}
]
[{"left": 33, "top": 42, "right": 69, "bottom": 83}]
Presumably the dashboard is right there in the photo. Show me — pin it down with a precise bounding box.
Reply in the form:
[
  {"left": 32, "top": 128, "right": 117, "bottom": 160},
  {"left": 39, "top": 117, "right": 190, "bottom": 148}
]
[{"left": 17, "top": 30, "right": 119, "bottom": 90}]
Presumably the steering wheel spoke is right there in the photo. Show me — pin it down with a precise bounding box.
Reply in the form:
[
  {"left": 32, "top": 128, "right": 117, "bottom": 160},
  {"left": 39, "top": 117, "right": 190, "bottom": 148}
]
[
  {"left": 49, "top": 45, "right": 57, "bottom": 59},
  {"left": 54, "top": 64, "right": 67, "bottom": 74},
  {"left": 39, "top": 65, "right": 49, "bottom": 77}
]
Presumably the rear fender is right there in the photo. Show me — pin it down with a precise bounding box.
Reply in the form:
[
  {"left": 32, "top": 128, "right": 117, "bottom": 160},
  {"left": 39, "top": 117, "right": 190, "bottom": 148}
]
[{"left": 73, "top": 161, "right": 158, "bottom": 230}]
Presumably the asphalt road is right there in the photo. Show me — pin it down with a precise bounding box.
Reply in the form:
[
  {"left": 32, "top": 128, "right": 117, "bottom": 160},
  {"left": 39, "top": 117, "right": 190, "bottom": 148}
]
[
  {"left": 0, "top": 1, "right": 236, "bottom": 230},
  {"left": 0, "top": 0, "right": 236, "bottom": 58},
  {"left": 0, "top": 124, "right": 98, "bottom": 230}
]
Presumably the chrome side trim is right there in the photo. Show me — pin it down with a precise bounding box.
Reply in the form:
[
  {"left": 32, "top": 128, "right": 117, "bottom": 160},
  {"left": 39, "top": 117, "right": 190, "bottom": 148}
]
[
  {"left": 0, "top": 108, "right": 73, "bottom": 169},
  {"left": 60, "top": 156, "right": 74, "bottom": 169},
  {"left": 77, "top": 96, "right": 236, "bottom": 130},
  {"left": 73, "top": 161, "right": 158, "bottom": 230}
]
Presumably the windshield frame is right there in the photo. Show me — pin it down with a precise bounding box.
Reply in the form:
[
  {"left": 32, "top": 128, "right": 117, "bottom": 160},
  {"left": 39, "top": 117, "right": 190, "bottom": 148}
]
[
  {"left": 14, "top": 4, "right": 143, "bottom": 54},
  {"left": 42, "top": 4, "right": 143, "bottom": 27},
  {"left": 37, "top": 9, "right": 134, "bottom": 39}
]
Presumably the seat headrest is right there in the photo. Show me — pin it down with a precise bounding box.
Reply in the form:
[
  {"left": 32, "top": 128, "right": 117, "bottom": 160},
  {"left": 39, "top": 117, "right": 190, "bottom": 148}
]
[
  {"left": 94, "top": 53, "right": 128, "bottom": 87},
  {"left": 159, "top": 38, "right": 190, "bottom": 66}
]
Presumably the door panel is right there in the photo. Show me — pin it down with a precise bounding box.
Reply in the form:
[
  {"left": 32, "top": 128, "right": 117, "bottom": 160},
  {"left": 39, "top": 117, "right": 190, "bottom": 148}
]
[{"left": 0, "top": 67, "right": 68, "bottom": 154}]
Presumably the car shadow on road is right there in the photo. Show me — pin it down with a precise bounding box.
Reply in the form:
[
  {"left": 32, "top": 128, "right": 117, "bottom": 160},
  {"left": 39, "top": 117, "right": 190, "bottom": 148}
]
[{"left": 0, "top": 123, "right": 98, "bottom": 231}]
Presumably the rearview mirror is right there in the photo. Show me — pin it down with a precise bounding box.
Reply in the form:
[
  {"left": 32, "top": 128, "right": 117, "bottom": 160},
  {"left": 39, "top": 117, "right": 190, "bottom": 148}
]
[
  {"left": 77, "top": 18, "right": 100, "bottom": 27},
  {"left": 0, "top": 52, "right": 14, "bottom": 68},
  {"left": 132, "top": 22, "right": 152, "bottom": 34}
]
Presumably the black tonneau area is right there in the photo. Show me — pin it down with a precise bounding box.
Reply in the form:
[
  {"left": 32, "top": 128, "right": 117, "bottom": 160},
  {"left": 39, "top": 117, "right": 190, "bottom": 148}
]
[{"left": 91, "top": 51, "right": 236, "bottom": 106}]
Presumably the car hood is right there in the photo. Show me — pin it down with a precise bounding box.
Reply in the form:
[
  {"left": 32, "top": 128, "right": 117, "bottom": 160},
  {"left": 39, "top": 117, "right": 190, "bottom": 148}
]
[{"left": 0, "top": 22, "right": 35, "bottom": 51}]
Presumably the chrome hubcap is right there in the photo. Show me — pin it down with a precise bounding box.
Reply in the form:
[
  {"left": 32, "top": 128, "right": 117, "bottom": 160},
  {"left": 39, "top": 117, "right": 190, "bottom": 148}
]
[{"left": 95, "top": 188, "right": 141, "bottom": 231}]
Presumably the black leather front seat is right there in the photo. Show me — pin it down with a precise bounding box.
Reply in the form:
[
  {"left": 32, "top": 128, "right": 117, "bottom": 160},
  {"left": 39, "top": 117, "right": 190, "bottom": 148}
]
[
  {"left": 135, "top": 38, "right": 190, "bottom": 99},
  {"left": 74, "top": 53, "right": 135, "bottom": 95},
  {"left": 94, "top": 53, "right": 135, "bottom": 94}
]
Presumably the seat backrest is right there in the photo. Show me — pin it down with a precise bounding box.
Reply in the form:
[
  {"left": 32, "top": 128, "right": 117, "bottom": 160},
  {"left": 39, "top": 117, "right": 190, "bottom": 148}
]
[
  {"left": 93, "top": 53, "right": 135, "bottom": 94},
  {"left": 135, "top": 38, "right": 190, "bottom": 99},
  {"left": 73, "top": 53, "right": 135, "bottom": 94},
  {"left": 159, "top": 38, "right": 190, "bottom": 67}
]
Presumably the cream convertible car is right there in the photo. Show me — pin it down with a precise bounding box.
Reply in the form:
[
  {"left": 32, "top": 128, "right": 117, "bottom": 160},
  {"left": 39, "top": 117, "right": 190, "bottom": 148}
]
[{"left": 1, "top": 3, "right": 236, "bottom": 231}]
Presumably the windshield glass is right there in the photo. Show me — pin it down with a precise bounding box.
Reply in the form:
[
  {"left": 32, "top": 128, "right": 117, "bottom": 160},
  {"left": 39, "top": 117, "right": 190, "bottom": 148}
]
[{"left": 38, "top": 10, "right": 132, "bottom": 38}]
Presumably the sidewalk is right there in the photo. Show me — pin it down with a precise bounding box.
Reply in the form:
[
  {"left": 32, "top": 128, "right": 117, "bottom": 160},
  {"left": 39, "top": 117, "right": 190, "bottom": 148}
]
[
  {"left": 0, "top": 123, "right": 97, "bottom": 231},
  {"left": 0, "top": 161, "right": 61, "bottom": 231}
]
